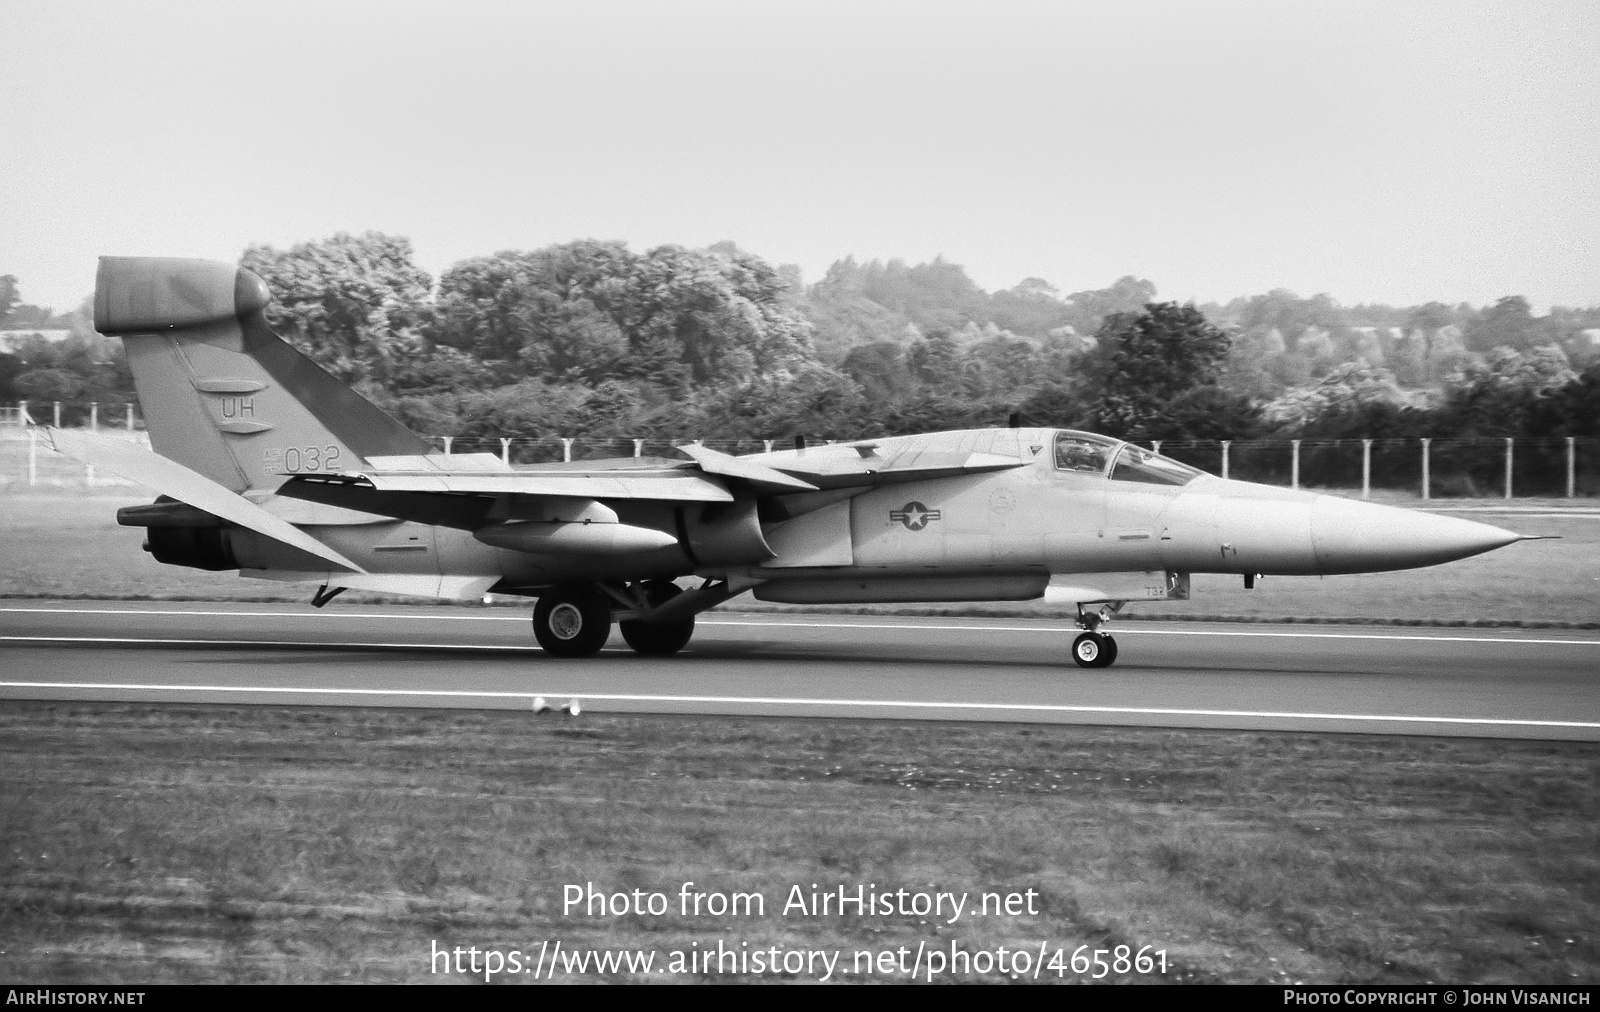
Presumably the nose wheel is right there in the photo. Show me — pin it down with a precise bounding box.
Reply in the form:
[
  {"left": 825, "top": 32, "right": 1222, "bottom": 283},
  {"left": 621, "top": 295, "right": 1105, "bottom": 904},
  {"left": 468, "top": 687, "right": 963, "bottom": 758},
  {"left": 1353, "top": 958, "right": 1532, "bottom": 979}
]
[{"left": 1071, "top": 632, "right": 1118, "bottom": 668}]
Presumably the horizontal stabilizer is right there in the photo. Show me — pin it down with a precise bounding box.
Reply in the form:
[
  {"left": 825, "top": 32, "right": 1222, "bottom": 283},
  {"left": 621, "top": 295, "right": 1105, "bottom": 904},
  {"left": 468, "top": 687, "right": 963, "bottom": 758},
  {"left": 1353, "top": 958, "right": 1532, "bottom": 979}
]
[{"left": 47, "top": 428, "right": 366, "bottom": 574}]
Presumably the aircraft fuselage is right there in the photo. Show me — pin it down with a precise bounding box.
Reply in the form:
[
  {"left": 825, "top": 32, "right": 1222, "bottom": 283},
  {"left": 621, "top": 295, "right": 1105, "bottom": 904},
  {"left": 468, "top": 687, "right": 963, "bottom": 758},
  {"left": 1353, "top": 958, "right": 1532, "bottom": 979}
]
[{"left": 190, "top": 427, "right": 1520, "bottom": 606}]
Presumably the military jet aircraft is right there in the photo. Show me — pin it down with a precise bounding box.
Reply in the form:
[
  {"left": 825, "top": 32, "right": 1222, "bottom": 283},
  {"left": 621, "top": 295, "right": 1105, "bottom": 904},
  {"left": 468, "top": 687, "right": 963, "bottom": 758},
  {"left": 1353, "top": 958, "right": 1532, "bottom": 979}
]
[{"left": 50, "top": 256, "right": 1528, "bottom": 668}]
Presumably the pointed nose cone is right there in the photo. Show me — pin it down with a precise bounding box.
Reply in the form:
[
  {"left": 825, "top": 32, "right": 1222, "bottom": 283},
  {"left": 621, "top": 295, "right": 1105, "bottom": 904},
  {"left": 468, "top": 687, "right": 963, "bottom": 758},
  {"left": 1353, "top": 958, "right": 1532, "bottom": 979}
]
[{"left": 1310, "top": 497, "right": 1522, "bottom": 574}]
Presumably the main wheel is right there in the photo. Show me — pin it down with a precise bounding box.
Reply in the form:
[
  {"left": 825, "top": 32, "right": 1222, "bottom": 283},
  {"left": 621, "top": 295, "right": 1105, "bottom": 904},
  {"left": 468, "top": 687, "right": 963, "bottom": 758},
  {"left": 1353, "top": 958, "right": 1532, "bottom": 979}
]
[
  {"left": 620, "top": 616, "right": 695, "bottom": 656},
  {"left": 1072, "top": 631, "right": 1118, "bottom": 668},
  {"left": 619, "top": 580, "right": 695, "bottom": 656},
  {"left": 532, "top": 584, "right": 612, "bottom": 657}
]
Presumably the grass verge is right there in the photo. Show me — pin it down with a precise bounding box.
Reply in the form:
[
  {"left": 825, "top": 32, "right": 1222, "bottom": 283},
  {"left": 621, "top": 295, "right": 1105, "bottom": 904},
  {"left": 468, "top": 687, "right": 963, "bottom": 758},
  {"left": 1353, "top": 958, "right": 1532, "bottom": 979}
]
[{"left": 1, "top": 702, "right": 1596, "bottom": 984}]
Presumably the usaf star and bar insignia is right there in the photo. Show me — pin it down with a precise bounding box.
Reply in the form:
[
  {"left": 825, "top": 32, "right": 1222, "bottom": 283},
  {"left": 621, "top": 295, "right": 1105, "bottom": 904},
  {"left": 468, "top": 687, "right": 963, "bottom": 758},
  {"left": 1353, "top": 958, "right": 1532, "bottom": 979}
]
[{"left": 890, "top": 501, "right": 942, "bottom": 531}]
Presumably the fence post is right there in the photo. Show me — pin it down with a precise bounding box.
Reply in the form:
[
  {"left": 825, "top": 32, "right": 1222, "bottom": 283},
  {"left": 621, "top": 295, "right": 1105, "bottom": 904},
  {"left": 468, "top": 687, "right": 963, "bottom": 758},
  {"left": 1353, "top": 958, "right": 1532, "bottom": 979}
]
[
  {"left": 53, "top": 401, "right": 61, "bottom": 427},
  {"left": 28, "top": 427, "right": 37, "bottom": 486},
  {"left": 1361, "top": 439, "right": 1373, "bottom": 499},
  {"left": 442, "top": 436, "right": 453, "bottom": 455},
  {"left": 1421, "top": 438, "right": 1431, "bottom": 500},
  {"left": 1568, "top": 437, "right": 1576, "bottom": 499},
  {"left": 500, "top": 438, "right": 512, "bottom": 466},
  {"left": 18, "top": 400, "right": 28, "bottom": 427},
  {"left": 763, "top": 439, "right": 774, "bottom": 453},
  {"left": 1220, "top": 440, "right": 1230, "bottom": 480},
  {"left": 89, "top": 402, "right": 98, "bottom": 431},
  {"left": 561, "top": 438, "right": 574, "bottom": 462},
  {"left": 1151, "top": 440, "right": 1162, "bottom": 454},
  {"left": 1290, "top": 439, "right": 1301, "bottom": 491},
  {"left": 632, "top": 439, "right": 643, "bottom": 458},
  {"left": 126, "top": 403, "right": 134, "bottom": 433},
  {"left": 1503, "top": 437, "right": 1513, "bottom": 500}
]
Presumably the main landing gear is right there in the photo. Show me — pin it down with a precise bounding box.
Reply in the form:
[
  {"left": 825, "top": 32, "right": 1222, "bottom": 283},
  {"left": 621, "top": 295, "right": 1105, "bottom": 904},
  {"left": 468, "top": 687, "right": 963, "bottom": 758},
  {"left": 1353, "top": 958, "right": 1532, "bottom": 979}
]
[
  {"left": 618, "top": 580, "right": 695, "bottom": 657},
  {"left": 1071, "top": 602, "right": 1123, "bottom": 669},
  {"left": 532, "top": 583, "right": 613, "bottom": 658},
  {"left": 530, "top": 580, "right": 698, "bottom": 658}
]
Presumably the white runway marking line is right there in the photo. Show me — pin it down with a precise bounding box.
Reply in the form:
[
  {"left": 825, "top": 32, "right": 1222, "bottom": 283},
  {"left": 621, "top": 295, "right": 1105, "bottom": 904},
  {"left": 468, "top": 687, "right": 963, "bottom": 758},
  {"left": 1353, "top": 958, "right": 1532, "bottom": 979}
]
[
  {"left": 2, "top": 608, "right": 1598, "bottom": 647},
  {"left": 0, "top": 680, "right": 1596, "bottom": 730},
  {"left": 701, "top": 621, "right": 1600, "bottom": 647},
  {"left": 0, "top": 636, "right": 536, "bottom": 651},
  {"left": 0, "top": 607, "right": 520, "bottom": 622}
]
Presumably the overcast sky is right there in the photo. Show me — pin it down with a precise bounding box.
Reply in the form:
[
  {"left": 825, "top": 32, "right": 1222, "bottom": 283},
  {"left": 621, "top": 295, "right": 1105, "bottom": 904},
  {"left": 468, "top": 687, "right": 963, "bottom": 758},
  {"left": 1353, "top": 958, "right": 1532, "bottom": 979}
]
[{"left": 2, "top": 0, "right": 1596, "bottom": 313}]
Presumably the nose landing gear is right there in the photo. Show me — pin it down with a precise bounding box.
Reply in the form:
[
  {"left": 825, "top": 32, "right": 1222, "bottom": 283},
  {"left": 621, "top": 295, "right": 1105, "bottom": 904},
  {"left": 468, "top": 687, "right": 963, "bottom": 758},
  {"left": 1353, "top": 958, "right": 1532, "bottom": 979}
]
[
  {"left": 1071, "top": 602, "right": 1123, "bottom": 668},
  {"left": 1072, "top": 631, "right": 1118, "bottom": 668}
]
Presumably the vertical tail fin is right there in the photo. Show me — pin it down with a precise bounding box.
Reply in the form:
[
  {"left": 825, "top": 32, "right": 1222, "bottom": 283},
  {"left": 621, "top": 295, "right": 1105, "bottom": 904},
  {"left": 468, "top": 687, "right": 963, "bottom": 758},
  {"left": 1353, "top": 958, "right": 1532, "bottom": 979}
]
[{"left": 95, "top": 256, "right": 434, "bottom": 492}]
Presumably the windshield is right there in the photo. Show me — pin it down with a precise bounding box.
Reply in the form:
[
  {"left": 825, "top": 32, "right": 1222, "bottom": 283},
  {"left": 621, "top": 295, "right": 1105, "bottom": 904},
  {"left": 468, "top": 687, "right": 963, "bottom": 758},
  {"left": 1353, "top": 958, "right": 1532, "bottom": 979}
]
[
  {"left": 1110, "top": 445, "right": 1202, "bottom": 486},
  {"left": 1053, "top": 431, "right": 1116, "bottom": 474}
]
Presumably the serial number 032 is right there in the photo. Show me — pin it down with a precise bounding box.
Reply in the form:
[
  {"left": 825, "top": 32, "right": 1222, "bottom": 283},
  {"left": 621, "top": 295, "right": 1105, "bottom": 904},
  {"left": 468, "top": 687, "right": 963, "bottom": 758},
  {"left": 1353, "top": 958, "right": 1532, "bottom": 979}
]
[
  {"left": 264, "top": 446, "right": 342, "bottom": 473},
  {"left": 1061, "top": 945, "right": 1167, "bottom": 978}
]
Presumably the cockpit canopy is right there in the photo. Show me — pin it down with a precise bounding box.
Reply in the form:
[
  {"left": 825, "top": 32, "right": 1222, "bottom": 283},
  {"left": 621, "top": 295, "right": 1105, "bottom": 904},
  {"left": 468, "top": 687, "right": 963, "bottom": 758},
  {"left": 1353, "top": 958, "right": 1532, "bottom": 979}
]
[
  {"left": 1053, "top": 430, "right": 1203, "bottom": 486},
  {"left": 1052, "top": 431, "right": 1116, "bottom": 473}
]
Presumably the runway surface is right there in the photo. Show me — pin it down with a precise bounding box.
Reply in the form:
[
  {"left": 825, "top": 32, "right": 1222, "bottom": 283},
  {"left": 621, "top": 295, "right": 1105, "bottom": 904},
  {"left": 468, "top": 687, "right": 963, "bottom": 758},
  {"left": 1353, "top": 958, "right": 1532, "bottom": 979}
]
[{"left": 2, "top": 601, "right": 1598, "bottom": 740}]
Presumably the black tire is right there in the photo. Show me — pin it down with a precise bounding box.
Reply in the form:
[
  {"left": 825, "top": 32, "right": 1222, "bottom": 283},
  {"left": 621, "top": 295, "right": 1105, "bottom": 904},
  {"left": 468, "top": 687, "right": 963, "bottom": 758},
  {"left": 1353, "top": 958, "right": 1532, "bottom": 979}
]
[
  {"left": 1099, "top": 634, "right": 1118, "bottom": 667},
  {"left": 532, "top": 585, "right": 612, "bottom": 658},
  {"left": 620, "top": 616, "right": 695, "bottom": 656},
  {"left": 1072, "top": 631, "right": 1114, "bottom": 668},
  {"left": 619, "top": 580, "right": 695, "bottom": 656}
]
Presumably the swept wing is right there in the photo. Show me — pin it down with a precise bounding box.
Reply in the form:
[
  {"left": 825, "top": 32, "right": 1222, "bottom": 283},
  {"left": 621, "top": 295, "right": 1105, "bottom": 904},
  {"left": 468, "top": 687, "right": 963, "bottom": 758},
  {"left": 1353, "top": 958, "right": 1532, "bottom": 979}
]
[{"left": 747, "top": 442, "right": 1027, "bottom": 490}]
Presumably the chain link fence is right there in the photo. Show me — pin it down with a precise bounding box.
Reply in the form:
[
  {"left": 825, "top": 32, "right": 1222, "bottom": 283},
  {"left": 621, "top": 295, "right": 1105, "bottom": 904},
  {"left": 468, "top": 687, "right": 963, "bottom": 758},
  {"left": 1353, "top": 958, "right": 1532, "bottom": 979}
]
[
  {"left": 432, "top": 435, "right": 789, "bottom": 465},
  {"left": 1156, "top": 437, "right": 1595, "bottom": 498},
  {"left": 5, "top": 400, "right": 143, "bottom": 431},
  {"left": 4, "top": 403, "right": 1596, "bottom": 497}
]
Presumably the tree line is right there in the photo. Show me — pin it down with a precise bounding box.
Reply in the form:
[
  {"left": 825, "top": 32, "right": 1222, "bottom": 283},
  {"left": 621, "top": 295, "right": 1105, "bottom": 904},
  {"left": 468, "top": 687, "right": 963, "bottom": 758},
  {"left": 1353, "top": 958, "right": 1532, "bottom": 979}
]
[{"left": 3, "top": 234, "right": 1598, "bottom": 447}]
